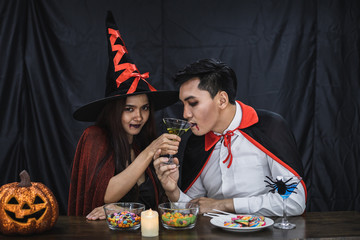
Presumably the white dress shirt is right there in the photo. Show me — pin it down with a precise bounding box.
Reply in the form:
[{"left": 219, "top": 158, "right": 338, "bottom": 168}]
[{"left": 178, "top": 102, "right": 306, "bottom": 216}]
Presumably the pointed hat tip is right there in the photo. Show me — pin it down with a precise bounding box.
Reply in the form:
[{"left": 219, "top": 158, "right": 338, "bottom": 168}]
[{"left": 106, "top": 11, "right": 115, "bottom": 24}]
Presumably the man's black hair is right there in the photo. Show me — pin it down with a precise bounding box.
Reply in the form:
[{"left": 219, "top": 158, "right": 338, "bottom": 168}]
[{"left": 174, "top": 58, "right": 237, "bottom": 104}]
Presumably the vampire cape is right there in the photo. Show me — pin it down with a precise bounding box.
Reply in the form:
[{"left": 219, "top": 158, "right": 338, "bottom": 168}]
[{"left": 180, "top": 101, "right": 307, "bottom": 198}]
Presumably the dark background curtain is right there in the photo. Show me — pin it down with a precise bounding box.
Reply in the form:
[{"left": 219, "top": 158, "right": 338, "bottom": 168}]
[{"left": 0, "top": 0, "right": 359, "bottom": 215}]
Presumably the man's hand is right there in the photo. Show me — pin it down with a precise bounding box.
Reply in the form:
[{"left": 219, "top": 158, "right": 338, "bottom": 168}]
[
  {"left": 190, "top": 197, "right": 234, "bottom": 214},
  {"left": 153, "top": 149, "right": 180, "bottom": 201},
  {"left": 86, "top": 206, "right": 106, "bottom": 220}
]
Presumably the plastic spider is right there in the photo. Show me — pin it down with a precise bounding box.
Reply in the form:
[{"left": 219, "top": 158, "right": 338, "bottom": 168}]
[{"left": 264, "top": 176, "right": 298, "bottom": 196}]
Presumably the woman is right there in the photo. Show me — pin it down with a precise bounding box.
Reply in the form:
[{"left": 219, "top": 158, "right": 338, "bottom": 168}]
[
  {"left": 67, "top": 11, "right": 179, "bottom": 219},
  {"left": 68, "top": 94, "right": 179, "bottom": 220}
]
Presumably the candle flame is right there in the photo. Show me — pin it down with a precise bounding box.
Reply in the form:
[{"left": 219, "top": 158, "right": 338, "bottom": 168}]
[{"left": 146, "top": 209, "right": 153, "bottom": 216}]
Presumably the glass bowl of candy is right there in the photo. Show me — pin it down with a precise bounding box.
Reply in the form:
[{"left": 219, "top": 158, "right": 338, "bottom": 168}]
[
  {"left": 103, "top": 202, "right": 145, "bottom": 230},
  {"left": 158, "top": 202, "right": 199, "bottom": 230}
]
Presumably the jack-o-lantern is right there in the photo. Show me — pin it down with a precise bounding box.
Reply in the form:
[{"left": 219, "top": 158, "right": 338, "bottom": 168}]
[{"left": 0, "top": 170, "right": 59, "bottom": 235}]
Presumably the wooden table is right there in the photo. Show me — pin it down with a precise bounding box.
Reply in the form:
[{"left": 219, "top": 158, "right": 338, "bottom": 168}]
[{"left": 1, "top": 211, "right": 360, "bottom": 239}]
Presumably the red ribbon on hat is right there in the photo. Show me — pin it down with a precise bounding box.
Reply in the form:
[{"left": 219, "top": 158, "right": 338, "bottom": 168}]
[
  {"left": 115, "top": 63, "right": 156, "bottom": 94},
  {"left": 108, "top": 28, "right": 156, "bottom": 94},
  {"left": 108, "top": 28, "right": 128, "bottom": 64}
]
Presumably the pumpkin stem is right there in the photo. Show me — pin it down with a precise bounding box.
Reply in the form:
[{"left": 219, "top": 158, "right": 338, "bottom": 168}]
[{"left": 18, "top": 170, "right": 32, "bottom": 187}]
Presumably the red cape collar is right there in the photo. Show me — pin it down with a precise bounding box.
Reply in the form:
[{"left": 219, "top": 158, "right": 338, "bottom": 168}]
[{"left": 204, "top": 101, "right": 259, "bottom": 151}]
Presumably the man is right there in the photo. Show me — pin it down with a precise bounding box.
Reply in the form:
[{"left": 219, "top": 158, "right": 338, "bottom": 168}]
[{"left": 154, "top": 59, "right": 306, "bottom": 216}]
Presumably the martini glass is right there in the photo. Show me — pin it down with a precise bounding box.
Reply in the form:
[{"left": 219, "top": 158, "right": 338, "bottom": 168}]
[
  {"left": 265, "top": 175, "right": 302, "bottom": 230},
  {"left": 162, "top": 118, "right": 191, "bottom": 165}
]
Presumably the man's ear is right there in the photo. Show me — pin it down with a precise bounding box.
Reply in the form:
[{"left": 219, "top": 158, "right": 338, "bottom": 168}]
[{"left": 217, "top": 91, "right": 229, "bottom": 109}]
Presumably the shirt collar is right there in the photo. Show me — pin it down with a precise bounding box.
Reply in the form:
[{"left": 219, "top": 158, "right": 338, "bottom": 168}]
[
  {"left": 213, "top": 101, "right": 242, "bottom": 135},
  {"left": 224, "top": 101, "right": 242, "bottom": 134},
  {"left": 205, "top": 101, "right": 258, "bottom": 151}
]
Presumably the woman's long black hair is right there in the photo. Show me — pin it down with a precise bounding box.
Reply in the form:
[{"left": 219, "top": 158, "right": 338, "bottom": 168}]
[{"left": 94, "top": 95, "right": 159, "bottom": 202}]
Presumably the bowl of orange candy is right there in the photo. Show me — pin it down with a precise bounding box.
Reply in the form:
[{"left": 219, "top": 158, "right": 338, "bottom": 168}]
[{"left": 158, "top": 202, "right": 199, "bottom": 230}]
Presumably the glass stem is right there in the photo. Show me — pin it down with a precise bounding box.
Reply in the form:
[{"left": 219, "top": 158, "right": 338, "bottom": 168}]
[
  {"left": 282, "top": 198, "right": 288, "bottom": 225},
  {"left": 166, "top": 154, "right": 174, "bottom": 164}
]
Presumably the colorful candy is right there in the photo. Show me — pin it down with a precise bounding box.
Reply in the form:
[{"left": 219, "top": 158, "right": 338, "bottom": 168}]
[
  {"left": 161, "top": 212, "right": 196, "bottom": 227},
  {"left": 107, "top": 211, "right": 141, "bottom": 228},
  {"left": 224, "top": 215, "right": 266, "bottom": 228}
]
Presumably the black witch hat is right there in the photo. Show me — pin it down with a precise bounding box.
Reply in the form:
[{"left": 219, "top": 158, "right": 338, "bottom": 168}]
[{"left": 73, "top": 11, "right": 178, "bottom": 122}]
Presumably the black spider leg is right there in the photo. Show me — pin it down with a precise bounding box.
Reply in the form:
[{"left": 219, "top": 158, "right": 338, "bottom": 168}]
[
  {"left": 264, "top": 183, "right": 277, "bottom": 193},
  {"left": 264, "top": 176, "right": 277, "bottom": 188},
  {"left": 264, "top": 181, "right": 275, "bottom": 187},
  {"left": 283, "top": 177, "right": 293, "bottom": 185},
  {"left": 285, "top": 183, "right": 299, "bottom": 194},
  {"left": 264, "top": 176, "right": 277, "bottom": 193},
  {"left": 265, "top": 176, "right": 275, "bottom": 183}
]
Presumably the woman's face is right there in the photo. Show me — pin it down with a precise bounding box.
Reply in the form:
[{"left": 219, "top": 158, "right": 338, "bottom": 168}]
[{"left": 121, "top": 94, "right": 150, "bottom": 142}]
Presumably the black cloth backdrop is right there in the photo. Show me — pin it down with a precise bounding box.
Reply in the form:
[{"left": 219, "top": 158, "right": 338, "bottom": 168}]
[{"left": 0, "top": 0, "right": 359, "bottom": 215}]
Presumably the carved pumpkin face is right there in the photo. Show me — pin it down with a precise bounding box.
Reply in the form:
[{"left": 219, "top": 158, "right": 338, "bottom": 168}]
[{"left": 0, "top": 171, "right": 59, "bottom": 235}]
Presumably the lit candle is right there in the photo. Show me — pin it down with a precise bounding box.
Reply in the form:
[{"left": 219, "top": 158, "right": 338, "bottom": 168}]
[{"left": 141, "top": 209, "right": 159, "bottom": 237}]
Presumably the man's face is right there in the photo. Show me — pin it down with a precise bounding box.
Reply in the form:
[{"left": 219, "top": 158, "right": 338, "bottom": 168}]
[{"left": 179, "top": 77, "right": 221, "bottom": 135}]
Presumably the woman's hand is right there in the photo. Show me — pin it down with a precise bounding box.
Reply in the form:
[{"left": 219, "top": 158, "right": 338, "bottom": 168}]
[
  {"left": 86, "top": 206, "right": 106, "bottom": 220},
  {"left": 146, "top": 133, "right": 181, "bottom": 159}
]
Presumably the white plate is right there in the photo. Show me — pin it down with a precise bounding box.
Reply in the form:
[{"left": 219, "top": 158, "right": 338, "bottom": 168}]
[{"left": 210, "top": 215, "right": 274, "bottom": 232}]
